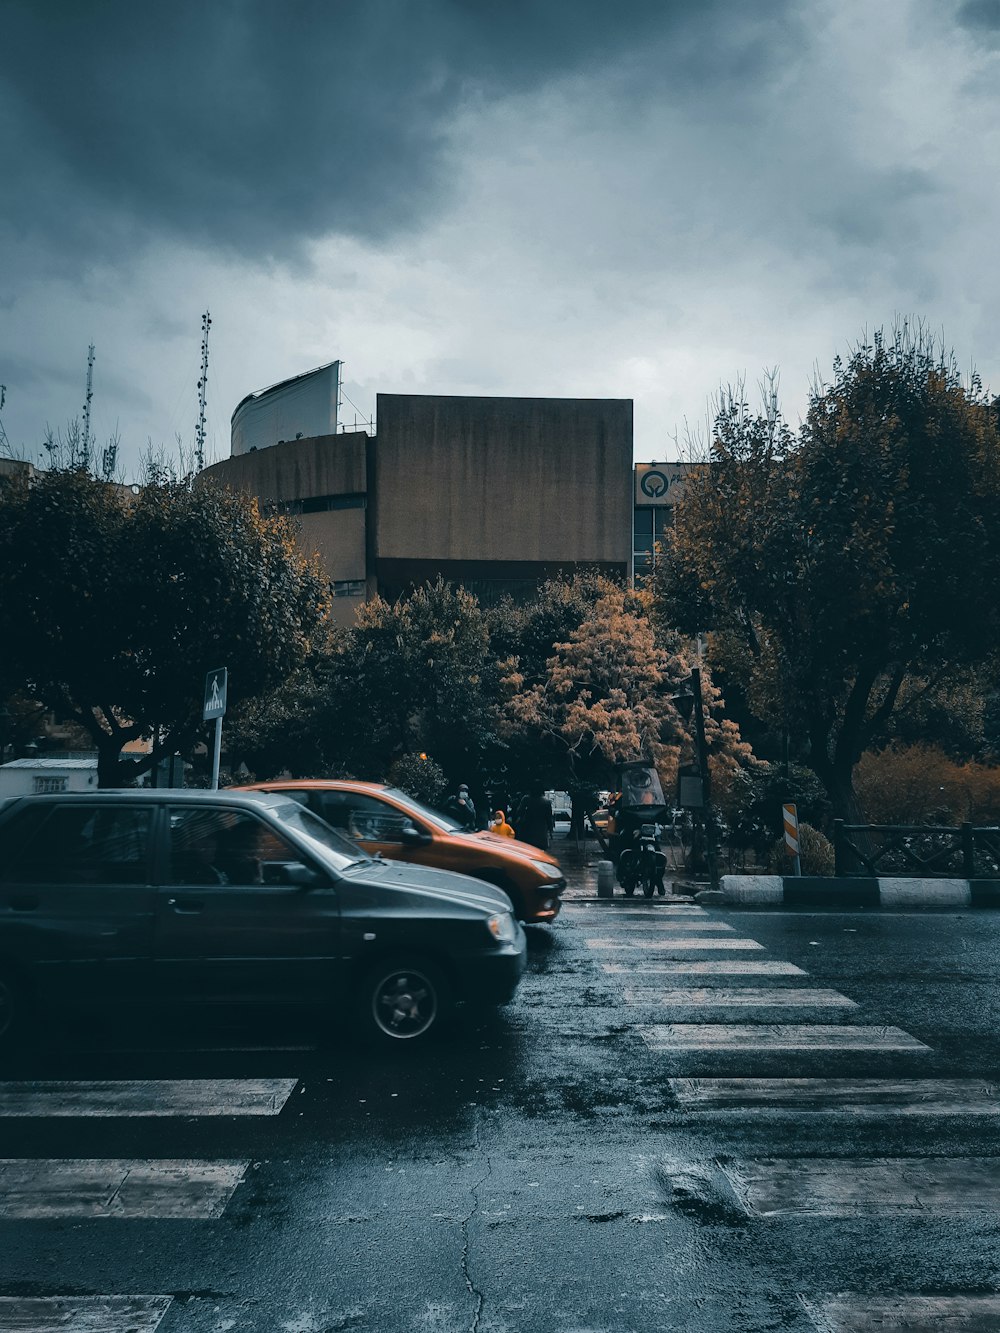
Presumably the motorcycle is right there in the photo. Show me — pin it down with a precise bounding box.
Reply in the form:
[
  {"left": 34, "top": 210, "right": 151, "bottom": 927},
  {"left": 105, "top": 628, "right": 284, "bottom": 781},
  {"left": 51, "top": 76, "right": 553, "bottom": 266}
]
[{"left": 618, "top": 821, "right": 667, "bottom": 898}]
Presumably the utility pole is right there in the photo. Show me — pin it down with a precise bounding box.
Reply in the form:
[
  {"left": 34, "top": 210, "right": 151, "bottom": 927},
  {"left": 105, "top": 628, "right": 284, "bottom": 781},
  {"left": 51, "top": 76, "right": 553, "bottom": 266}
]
[
  {"left": 673, "top": 667, "right": 721, "bottom": 893},
  {"left": 195, "top": 311, "right": 212, "bottom": 472},
  {"left": 689, "top": 667, "right": 721, "bottom": 893},
  {"left": 82, "top": 343, "right": 95, "bottom": 469}
]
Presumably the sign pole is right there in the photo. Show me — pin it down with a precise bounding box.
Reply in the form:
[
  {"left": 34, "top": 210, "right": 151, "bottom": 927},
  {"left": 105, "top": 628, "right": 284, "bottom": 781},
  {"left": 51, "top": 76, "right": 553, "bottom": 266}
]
[
  {"left": 203, "top": 667, "right": 228, "bottom": 792},
  {"left": 210, "top": 715, "right": 223, "bottom": 791}
]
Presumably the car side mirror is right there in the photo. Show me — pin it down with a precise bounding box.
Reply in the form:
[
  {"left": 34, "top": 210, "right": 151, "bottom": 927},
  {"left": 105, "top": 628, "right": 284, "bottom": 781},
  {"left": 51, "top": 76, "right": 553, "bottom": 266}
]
[
  {"left": 400, "top": 824, "right": 432, "bottom": 846},
  {"left": 275, "top": 861, "right": 324, "bottom": 888}
]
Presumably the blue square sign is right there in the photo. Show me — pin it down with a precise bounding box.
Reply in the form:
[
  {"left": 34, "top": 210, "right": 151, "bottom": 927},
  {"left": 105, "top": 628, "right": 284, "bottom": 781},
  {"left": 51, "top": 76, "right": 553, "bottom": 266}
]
[{"left": 203, "top": 667, "right": 228, "bottom": 721}]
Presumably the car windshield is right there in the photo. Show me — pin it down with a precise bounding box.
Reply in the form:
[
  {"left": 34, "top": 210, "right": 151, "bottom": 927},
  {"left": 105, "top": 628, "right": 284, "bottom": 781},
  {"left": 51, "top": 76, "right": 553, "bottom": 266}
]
[
  {"left": 381, "top": 787, "right": 463, "bottom": 833},
  {"left": 263, "top": 797, "right": 374, "bottom": 870}
]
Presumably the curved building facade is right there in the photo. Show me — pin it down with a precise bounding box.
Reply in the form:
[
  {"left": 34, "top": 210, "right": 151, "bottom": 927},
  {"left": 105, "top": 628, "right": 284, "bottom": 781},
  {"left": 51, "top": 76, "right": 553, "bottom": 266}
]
[{"left": 231, "top": 361, "right": 341, "bottom": 457}]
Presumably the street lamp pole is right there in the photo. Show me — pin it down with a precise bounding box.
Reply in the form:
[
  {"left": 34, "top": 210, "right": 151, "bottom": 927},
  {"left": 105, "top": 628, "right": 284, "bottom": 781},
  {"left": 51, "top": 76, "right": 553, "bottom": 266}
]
[{"left": 689, "top": 667, "right": 721, "bottom": 893}]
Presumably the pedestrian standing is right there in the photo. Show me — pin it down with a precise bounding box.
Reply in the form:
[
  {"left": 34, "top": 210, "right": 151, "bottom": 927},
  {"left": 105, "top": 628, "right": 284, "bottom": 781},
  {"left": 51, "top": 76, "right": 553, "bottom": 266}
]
[
  {"left": 516, "top": 785, "right": 554, "bottom": 850},
  {"left": 445, "top": 783, "right": 478, "bottom": 831},
  {"left": 491, "top": 809, "right": 516, "bottom": 838}
]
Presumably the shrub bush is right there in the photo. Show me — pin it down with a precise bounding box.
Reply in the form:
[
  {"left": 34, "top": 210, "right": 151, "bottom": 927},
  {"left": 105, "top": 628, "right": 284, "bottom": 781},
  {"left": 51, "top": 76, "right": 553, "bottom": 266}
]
[
  {"left": 768, "top": 821, "right": 835, "bottom": 875},
  {"left": 386, "top": 752, "right": 447, "bottom": 807},
  {"left": 854, "top": 744, "right": 1000, "bottom": 825}
]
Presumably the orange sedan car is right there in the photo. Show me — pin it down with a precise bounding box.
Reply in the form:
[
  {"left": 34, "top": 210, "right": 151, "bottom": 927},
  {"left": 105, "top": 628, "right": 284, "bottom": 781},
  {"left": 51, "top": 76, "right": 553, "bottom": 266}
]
[{"left": 239, "top": 780, "right": 564, "bottom": 923}]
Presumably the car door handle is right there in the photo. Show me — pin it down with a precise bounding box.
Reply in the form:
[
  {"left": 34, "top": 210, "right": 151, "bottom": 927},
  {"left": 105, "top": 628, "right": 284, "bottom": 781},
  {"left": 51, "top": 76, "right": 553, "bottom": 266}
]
[{"left": 167, "top": 897, "right": 205, "bottom": 913}]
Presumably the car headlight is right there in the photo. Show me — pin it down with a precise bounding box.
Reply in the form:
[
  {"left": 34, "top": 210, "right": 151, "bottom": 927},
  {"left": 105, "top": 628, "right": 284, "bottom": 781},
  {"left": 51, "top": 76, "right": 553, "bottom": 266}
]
[
  {"left": 529, "top": 859, "right": 561, "bottom": 879},
  {"left": 487, "top": 911, "right": 518, "bottom": 944}
]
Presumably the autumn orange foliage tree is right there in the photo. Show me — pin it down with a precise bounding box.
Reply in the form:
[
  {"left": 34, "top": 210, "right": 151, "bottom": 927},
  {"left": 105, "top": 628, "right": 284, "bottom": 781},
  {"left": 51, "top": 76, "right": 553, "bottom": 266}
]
[
  {"left": 854, "top": 744, "right": 1000, "bottom": 827},
  {"left": 503, "top": 585, "right": 751, "bottom": 794}
]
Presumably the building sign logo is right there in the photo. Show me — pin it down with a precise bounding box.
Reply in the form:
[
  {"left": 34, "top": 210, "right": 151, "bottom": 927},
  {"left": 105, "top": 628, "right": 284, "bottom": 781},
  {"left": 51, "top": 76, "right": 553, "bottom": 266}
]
[{"left": 640, "top": 469, "right": 669, "bottom": 499}]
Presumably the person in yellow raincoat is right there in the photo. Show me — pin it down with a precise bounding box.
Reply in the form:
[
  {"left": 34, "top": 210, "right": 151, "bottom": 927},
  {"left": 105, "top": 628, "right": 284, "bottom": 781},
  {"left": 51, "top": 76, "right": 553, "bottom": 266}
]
[{"left": 491, "top": 809, "right": 516, "bottom": 838}]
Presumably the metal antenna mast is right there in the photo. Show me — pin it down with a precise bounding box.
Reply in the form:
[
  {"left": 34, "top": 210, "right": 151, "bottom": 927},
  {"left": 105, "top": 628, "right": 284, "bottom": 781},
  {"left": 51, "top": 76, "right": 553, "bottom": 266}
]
[
  {"left": 82, "top": 343, "right": 95, "bottom": 468},
  {"left": 195, "top": 311, "right": 212, "bottom": 472}
]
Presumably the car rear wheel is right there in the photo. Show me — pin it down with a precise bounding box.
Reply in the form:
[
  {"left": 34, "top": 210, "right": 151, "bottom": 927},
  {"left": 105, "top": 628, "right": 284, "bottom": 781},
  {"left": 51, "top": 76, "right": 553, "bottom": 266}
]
[{"left": 360, "top": 958, "right": 451, "bottom": 1043}]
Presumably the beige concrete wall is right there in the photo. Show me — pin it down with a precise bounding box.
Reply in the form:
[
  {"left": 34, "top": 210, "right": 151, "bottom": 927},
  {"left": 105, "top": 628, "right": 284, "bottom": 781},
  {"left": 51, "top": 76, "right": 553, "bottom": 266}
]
[
  {"left": 296, "top": 510, "right": 366, "bottom": 580},
  {"left": 200, "top": 433, "right": 369, "bottom": 606},
  {"left": 373, "top": 395, "right": 632, "bottom": 564},
  {"left": 202, "top": 432, "right": 367, "bottom": 502}
]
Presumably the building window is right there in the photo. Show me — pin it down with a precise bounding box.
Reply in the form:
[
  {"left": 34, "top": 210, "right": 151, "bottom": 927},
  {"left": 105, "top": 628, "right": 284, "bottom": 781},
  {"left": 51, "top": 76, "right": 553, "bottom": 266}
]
[
  {"left": 633, "top": 507, "right": 672, "bottom": 586},
  {"left": 332, "top": 579, "right": 366, "bottom": 598},
  {"left": 32, "top": 776, "right": 68, "bottom": 794},
  {"left": 265, "top": 494, "right": 366, "bottom": 518}
]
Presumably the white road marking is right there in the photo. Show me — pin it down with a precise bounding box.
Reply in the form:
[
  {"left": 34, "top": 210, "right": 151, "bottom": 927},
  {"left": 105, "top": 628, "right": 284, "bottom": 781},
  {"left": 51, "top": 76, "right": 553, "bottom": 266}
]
[
  {"left": 585, "top": 937, "right": 765, "bottom": 951},
  {"left": 0, "top": 1159, "right": 248, "bottom": 1219},
  {"left": 573, "top": 905, "right": 706, "bottom": 913},
  {"left": 671, "top": 1078, "right": 1000, "bottom": 1113},
  {"left": 599, "top": 921, "right": 737, "bottom": 933},
  {"left": 800, "top": 1293, "right": 1000, "bottom": 1331},
  {"left": 724, "top": 1157, "right": 1000, "bottom": 1217},
  {"left": 603, "top": 961, "right": 807, "bottom": 976},
  {"left": 640, "top": 1024, "right": 930, "bottom": 1052},
  {"left": 624, "top": 987, "right": 855, "bottom": 1009},
  {"left": 0, "top": 1079, "right": 298, "bottom": 1117},
  {"left": 0, "top": 1295, "right": 172, "bottom": 1332}
]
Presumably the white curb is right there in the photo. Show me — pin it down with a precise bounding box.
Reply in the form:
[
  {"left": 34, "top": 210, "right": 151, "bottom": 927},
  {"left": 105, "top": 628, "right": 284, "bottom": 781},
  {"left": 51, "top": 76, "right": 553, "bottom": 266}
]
[
  {"left": 722, "top": 875, "right": 784, "bottom": 904},
  {"left": 877, "top": 877, "right": 972, "bottom": 908}
]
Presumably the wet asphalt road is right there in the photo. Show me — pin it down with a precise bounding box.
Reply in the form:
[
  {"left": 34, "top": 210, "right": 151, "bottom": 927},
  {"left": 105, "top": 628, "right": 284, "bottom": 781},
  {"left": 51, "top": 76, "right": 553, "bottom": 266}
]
[{"left": 3, "top": 847, "right": 1000, "bottom": 1331}]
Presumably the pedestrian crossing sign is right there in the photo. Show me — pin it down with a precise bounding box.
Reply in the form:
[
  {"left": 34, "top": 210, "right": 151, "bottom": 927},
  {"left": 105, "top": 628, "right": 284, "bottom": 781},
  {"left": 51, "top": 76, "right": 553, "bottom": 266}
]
[{"left": 203, "top": 667, "right": 228, "bottom": 721}]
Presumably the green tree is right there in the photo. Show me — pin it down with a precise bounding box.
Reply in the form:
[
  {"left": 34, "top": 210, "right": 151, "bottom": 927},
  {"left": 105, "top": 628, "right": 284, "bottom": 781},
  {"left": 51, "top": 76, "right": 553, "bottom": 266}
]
[
  {"left": 657, "top": 325, "right": 1000, "bottom": 819},
  {"left": 0, "top": 468, "right": 331, "bottom": 786},
  {"left": 486, "top": 570, "right": 628, "bottom": 793},
  {"left": 320, "top": 579, "right": 503, "bottom": 782}
]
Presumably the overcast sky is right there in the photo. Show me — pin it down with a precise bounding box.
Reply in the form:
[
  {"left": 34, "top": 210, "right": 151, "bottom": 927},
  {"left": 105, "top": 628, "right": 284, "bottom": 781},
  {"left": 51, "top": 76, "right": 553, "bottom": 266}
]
[{"left": 2, "top": 0, "right": 998, "bottom": 476}]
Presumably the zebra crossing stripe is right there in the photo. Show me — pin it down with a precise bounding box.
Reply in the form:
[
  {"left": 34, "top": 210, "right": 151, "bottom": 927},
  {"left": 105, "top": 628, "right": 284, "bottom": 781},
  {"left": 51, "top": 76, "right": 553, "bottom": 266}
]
[
  {"left": 0, "top": 1295, "right": 172, "bottom": 1332},
  {"left": 573, "top": 904, "right": 705, "bottom": 912},
  {"left": 671, "top": 1078, "right": 1000, "bottom": 1113},
  {"left": 640, "top": 1024, "right": 930, "bottom": 1052},
  {"left": 0, "top": 1159, "right": 248, "bottom": 1219},
  {"left": 597, "top": 921, "right": 737, "bottom": 933},
  {"left": 585, "top": 937, "right": 765, "bottom": 951},
  {"left": 0, "top": 1079, "right": 298, "bottom": 1117},
  {"left": 723, "top": 1156, "right": 1000, "bottom": 1217},
  {"left": 800, "top": 1293, "right": 1000, "bottom": 1331},
  {"left": 623, "top": 987, "right": 855, "bottom": 1009},
  {"left": 603, "top": 961, "right": 807, "bottom": 976}
]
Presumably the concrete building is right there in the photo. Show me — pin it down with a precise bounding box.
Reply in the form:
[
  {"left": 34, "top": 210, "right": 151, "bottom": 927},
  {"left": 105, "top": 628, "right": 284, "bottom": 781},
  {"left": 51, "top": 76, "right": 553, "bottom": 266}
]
[
  {"left": 203, "top": 386, "right": 634, "bottom": 620},
  {"left": 632, "top": 460, "right": 708, "bottom": 585},
  {"left": 0, "top": 755, "right": 99, "bottom": 797}
]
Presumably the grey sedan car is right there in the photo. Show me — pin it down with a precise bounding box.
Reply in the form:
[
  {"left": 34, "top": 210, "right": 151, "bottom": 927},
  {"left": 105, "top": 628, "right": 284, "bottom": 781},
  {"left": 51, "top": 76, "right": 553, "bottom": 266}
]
[{"left": 0, "top": 789, "right": 527, "bottom": 1045}]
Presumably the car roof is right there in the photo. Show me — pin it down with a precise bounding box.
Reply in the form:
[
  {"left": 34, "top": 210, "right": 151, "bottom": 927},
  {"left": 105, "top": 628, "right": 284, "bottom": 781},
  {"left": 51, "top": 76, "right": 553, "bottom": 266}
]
[
  {"left": 5, "top": 790, "right": 289, "bottom": 808},
  {"left": 240, "top": 779, "right": 390, "bottom": 793}
]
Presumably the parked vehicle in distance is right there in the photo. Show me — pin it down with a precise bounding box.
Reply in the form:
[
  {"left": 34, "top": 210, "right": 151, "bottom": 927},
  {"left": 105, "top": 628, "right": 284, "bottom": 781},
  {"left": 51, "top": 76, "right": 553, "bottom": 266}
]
[
  {"left": 0, "top": 790, "right": 527, "bottom": 1047},
  {"left": 240, "top": 781, "right": 565, "bottom": 923},
  {"left": 545, "top": 790, "right": 572, "bottom": 824}
]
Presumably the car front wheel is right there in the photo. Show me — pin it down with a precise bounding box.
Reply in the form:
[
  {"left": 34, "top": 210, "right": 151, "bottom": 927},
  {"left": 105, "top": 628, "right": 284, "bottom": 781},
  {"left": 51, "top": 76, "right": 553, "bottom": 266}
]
[{"left": 360, "top": 958, "right": 451, "bottom": 1043}]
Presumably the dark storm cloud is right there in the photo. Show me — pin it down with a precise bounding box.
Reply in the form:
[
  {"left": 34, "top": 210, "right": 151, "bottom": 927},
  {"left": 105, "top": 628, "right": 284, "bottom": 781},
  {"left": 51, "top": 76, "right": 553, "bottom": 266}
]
[
  {"left": 0, "top": 0, "right": 795, "bottom": 269},
  {"left": 957, "top": 0, "right": 1000, "bottom": 32}
]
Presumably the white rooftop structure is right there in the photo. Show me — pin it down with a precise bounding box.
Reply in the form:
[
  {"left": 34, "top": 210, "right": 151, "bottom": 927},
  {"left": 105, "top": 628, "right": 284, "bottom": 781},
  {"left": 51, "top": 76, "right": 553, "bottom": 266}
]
[{"left": 231, "top": 360, "right": 341, "bottom": 456}]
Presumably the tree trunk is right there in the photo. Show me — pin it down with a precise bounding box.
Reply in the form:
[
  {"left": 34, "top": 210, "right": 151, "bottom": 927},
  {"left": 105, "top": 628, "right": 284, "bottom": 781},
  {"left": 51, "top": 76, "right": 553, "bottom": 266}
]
[{"left": 96, "top": 735, "right": 123, "bottom": 788}]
